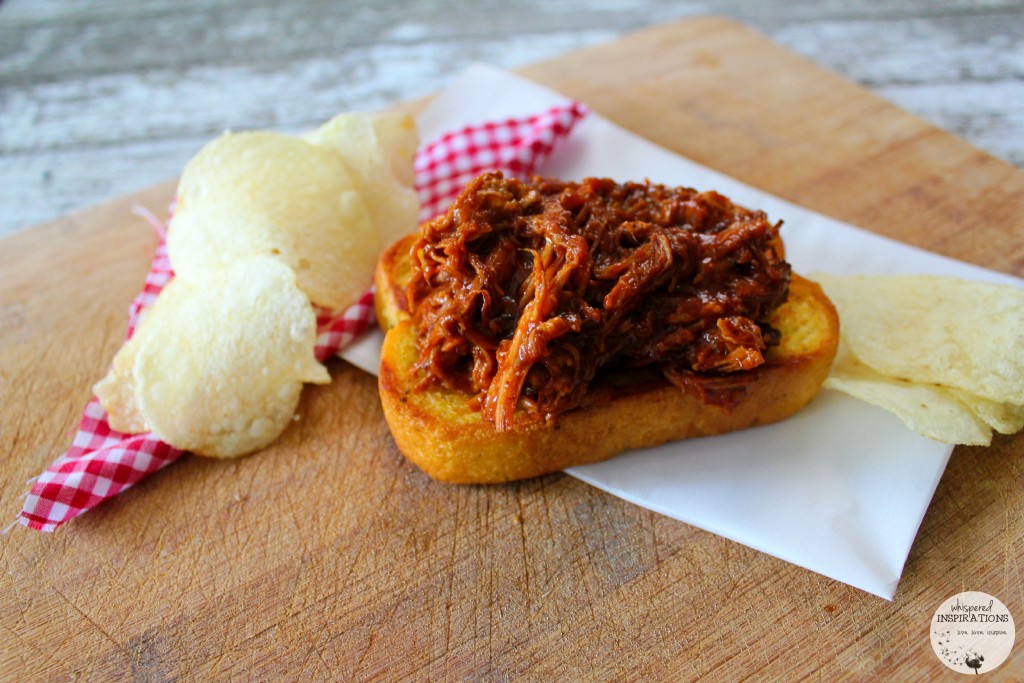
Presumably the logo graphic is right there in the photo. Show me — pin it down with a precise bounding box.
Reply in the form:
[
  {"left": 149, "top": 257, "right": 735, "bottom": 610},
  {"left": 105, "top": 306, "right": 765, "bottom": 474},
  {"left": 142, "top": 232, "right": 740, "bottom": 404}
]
[{"left": 930, "top": 591, "right": 1015, "bottom": 675}]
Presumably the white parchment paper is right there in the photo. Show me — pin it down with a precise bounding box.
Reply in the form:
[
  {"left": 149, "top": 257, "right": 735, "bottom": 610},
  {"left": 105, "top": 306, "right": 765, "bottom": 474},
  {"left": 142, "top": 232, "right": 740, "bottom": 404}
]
[{"left": 343, "top": 64, "right": 1022, "bottom": 599}]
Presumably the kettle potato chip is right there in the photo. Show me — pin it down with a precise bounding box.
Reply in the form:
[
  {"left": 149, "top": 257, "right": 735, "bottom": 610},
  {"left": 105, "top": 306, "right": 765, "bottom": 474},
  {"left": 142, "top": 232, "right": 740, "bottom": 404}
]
[
  {"left": 93, "top": 333, "right": 148, "bottom": 434},
  {"left": 129, "top": 256, "right": 329, "bottom": 458},
  {"left": 305, "top": 112, "right": 420, "bottom": 251},
  {"left": 815, "top": 274, "right": 1024, "bottom": 404},
  {"left": 960, "top": 393, "right": 1024, "bottom": 435},
  {"left": 815, "top": 273, "right": 1024, "bottom": 445},
  {"left": 167, "top": 131, "right": 378, "bottom": 311},
  {"left": 824, "top": 346, "right": 992, "bottom": 445}
]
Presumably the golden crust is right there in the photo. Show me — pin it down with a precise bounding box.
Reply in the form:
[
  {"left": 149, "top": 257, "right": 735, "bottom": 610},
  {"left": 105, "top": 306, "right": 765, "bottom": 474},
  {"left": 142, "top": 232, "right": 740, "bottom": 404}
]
[{"left": 375, "top": 234, "right": 839, "bottom": 484}]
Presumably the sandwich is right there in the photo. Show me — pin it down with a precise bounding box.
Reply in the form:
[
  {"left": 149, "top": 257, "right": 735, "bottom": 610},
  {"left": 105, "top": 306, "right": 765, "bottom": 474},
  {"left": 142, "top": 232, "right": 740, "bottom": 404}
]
[{"left": 374, "top": 172, "right": 839, "bottom": 483}]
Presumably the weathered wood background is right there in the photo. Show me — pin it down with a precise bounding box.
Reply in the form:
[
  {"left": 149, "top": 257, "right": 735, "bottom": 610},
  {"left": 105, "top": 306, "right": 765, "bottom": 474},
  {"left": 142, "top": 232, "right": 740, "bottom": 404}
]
[{"left": 1, "top": 0, "right": 1023, "bottom": 237}]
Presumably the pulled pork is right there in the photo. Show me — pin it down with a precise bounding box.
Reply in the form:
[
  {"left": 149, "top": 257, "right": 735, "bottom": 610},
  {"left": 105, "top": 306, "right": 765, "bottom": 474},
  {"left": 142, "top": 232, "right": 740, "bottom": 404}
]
[{"left": 407, "top": 172, "right": 790, "bottom": 431}]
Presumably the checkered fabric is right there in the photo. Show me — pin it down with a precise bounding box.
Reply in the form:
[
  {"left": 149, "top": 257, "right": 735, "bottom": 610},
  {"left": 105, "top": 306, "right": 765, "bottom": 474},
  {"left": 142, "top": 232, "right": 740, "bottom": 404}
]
[
  {"left": 415, "top": 102, "right": 588, "bottom": 221},
  {"left": 16, "top": 100, "right": 588, "bottom": 531}
]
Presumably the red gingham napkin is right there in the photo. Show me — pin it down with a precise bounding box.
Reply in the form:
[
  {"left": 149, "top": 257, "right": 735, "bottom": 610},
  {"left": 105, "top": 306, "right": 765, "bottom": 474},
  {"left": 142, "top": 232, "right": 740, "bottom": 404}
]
[{"left": 15, "top": 100, "right": 588, "bottom": 532}]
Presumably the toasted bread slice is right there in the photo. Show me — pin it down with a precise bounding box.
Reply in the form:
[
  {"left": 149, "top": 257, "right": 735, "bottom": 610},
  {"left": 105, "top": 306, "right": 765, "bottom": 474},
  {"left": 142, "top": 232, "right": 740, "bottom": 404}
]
[{"left": 375, "top": 234, "right": 839, "bottom": 484}]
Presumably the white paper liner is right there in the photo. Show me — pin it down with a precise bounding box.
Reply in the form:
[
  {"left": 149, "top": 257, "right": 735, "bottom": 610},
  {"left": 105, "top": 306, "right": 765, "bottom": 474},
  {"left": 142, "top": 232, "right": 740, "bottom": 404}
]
[{"left": 344, "top": 64, "right": 1023, "bottom": 599}]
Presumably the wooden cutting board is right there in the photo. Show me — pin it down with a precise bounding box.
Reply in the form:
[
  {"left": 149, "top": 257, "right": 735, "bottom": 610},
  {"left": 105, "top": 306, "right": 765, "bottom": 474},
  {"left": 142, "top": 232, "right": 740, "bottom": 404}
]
[{"left": 2, "top": 16, "right": 1022, "bottom": 680}]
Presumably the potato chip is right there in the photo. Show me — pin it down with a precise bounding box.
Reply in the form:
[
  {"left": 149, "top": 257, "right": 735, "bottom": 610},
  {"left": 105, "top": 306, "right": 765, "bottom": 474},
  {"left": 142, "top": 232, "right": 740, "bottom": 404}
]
[
  {"left": 366, "top": 112, "right": 418, "bottom": 187},
  {"left": 304, "top": 112, "right": 420, "bottom": 251},
  {"left": 953, "top": 390, "right": 1024, "bottom": 435},
  {"left": 814, "top": 274, "right": 1024, "bottom": 404},
  {"left": 93, "top": 333, "right": 148, "bottom": 434},
  {"left": 131, "top": 256, "right": 329, "bottom": 458},
  {"left": 167, "top": 131, "right": 377, "bottom": 311},
  {"left": 825, "top": 347, "right": 993, "bottom": 445}
]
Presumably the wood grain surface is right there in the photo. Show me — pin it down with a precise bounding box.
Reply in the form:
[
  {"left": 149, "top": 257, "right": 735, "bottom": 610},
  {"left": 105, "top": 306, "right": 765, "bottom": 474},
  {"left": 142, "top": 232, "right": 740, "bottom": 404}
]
[
  {"left": 2, "top": 0, "right": 1023, "bottom": 237},
  {"left": 2, "top": 17, "right": 1023, "bottom": 681}
]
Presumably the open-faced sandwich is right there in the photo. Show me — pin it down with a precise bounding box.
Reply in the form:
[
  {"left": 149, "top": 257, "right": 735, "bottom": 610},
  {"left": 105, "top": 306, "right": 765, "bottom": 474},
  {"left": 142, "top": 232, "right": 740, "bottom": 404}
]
[{"left": 374, "top": 172, "right": 840, "bottom": 483}]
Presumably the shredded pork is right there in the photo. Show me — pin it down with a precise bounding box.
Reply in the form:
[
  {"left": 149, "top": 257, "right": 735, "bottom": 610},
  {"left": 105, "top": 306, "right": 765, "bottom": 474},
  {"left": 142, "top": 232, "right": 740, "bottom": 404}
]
[{"left": 407, "top": 172, "right": 790, "bottom": 431}]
